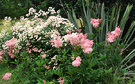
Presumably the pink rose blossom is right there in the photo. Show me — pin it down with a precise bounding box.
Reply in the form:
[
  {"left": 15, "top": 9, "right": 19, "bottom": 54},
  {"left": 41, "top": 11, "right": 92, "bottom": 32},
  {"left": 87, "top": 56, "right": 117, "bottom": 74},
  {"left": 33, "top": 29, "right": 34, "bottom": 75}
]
[
  {"left": 41, "top": 54, "right": 46, "bottom": 58},
  {"left": 114, "top": 26, "right": 122, "bottom": 37},
  {"left": 54, "top": 35, "right": 62, "bottom": 48},
  {"left": 72, "top": 60, "right": 81, "bottom": 67},
  {"left": 72, "top": 56, "right": 82, "bottom": 67},
  {"left": 80, "top": 38, "right": 93, "bottom": 53},
  {"left": 3, "top": 72, "right": 12, "bottom": 80},
  {"left": 76, "top": 56, "right": 82, "bottom": 61},
  {"left": 6, "top": 38, "right": 17, "bottom": 50},
  {"left": 63, "top": 32, "right": 93, "bottom": 54},
  {"left": 106, "top": 32, "right": 115, "bottom": 42},
  {"left": 91, "top": 18, "right": 102, "bottom": 28},
  {"left": 106, "top": 26, "right": 122, "bottom": 42},
  {"left": 66, "top": 33, "right": 79, "bottom": 45}
]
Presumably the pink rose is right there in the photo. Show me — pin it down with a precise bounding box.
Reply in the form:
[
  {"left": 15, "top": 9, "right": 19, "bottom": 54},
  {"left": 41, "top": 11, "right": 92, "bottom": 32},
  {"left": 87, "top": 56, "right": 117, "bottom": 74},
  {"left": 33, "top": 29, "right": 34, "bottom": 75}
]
[
  {"left": 3, "top": 72, "right": 12, "bottom": 80},
  {"left": 6, "top": 38, "right": 16, "bottom": 50},
  {"left": 91, "top": 18, "right": 102, "bottom": 28},
  {"left": 76, "top": 56, "right": 82, "bottom": 61},
  {"left": 54, "top": 35, "right": 62, "bottom": 48},
  {"left": 72, "top": 56, "right": 82, "bottom": 67},
  {"left": 106, "top": 26, "right": 122, "bottom": 42},
  {"left": 41, "top": 54, "right": 46, "bottom": 58},
  {"left": 72, "top": 60, "right": 81, "bottom": 67}
]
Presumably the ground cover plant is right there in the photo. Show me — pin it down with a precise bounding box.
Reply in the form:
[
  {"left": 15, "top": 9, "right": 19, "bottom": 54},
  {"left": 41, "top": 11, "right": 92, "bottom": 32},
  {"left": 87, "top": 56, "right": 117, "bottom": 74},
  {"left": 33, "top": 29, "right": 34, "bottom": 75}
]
[{"left": 0, "top": 4, "right": 135, "bottom": 84}]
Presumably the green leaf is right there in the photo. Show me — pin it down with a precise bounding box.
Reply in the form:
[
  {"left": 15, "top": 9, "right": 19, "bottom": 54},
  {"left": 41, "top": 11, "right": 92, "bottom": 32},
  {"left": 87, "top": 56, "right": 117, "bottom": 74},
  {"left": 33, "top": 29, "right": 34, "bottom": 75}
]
[
  {"left": 105, "top": 67, "right": 113, "bottom": 74},
  {"left": 109, "top": 6, "right": 116, "bottom": 31}
]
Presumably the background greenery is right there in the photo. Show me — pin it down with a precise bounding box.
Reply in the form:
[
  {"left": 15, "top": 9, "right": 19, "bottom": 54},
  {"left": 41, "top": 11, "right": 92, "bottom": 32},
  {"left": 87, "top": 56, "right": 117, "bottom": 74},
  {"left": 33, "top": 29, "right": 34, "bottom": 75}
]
[{"left": 0, "top": 0, "right": 135, "bottom": 19}]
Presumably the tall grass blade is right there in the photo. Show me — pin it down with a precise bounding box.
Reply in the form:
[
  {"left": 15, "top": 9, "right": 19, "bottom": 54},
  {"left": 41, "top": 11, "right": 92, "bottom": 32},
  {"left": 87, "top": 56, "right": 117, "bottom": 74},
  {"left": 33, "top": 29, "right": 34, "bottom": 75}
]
[
  {"left": 121, "top": 49, "right": 135, "bottom": 64},
  {"left": 109, "top": 6, "right": 116, "bottom": 31},
  {"left": 100, "top": 3, "right": 105, "bottom": 42},
  {"left": 72, "top": 9, "right": 79, "bottom": 29},
  {"left": 125, "top": 62, "right": 135, "bottom": 69},
  {"left": 123, "top": 21, "right": 135, "bottom": 44},
  {"left": 119, "top": 5, "right": 133, "bottom": 39},
  {"left": 124, "top": 38, "right": 135, "bottom": 51},
  {"left": 114, "top": 5, "right": 121, "bottom": 29}
]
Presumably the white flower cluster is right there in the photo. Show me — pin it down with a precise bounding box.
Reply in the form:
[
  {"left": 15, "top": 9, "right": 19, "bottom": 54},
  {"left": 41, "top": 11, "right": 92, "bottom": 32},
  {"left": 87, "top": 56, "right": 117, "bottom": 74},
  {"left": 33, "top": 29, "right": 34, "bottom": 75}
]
[
  {"left": 11, "top": 7, "right": 76, "bottom": 45},
  {"left": 26, "top": 7, "right": 60, "bottom": 18},
  {"left": 3, "top": 16, "right": 12, "bottom": 26},
  {"left": 4, "top": 16, "right": 12, "bottom": 22},
  {"left": 0, "top": 29, "right": 9, "bottom": 42}
]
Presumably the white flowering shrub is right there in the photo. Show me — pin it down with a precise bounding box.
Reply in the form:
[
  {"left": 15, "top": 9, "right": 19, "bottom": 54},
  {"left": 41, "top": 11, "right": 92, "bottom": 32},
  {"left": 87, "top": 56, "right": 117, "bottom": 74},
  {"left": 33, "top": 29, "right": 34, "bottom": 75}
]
[
  {"left": 0, "top": 7, "right": 77, "bottom": 66},
  {"left": 11, "top": 7, "right": 76, "bottom": 50}
]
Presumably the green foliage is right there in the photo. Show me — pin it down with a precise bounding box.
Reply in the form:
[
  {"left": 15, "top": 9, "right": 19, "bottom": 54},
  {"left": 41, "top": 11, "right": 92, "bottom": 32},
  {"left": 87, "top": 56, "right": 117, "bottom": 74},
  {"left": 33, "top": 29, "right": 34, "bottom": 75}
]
[
  {"left": 0, "top": 0, "right": 29, "bottom": 18},
  {"left": 65, "top": 0, "right": 135, "bottom": 83},
  {"left": 0, "top": 5, "right": 135, "bottom": 84}
]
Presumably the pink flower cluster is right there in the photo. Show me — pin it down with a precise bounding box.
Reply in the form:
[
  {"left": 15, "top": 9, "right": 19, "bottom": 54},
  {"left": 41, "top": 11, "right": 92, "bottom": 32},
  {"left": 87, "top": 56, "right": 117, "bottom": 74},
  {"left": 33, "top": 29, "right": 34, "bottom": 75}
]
[
  {"left": 106, "top": 26, "right": 122, "bottom": 42},
  {"left": 6, "top": 38, "right": 17, "bottom": 51},
  {"left": 41, "top": 54, "right": 46, "bottom": 58},
  {"left": 6, "top": 38, "right": 17, "bottom": 58},
  {"left": 3, "top": 72, "right": 12, "bottom": 80},
  {"left": 72, "top": 56, "right": 82, "bottom": 67},
  {"left": 54, "top": 35, "right": 62, "bottom": 48},
  {"left": 91, "top": 18, "right": 102, "bottom": 28},
  {"left": 50, "top": 35, "right": 62, "bottom": 48},
  {"left": 57, "top": 77, "right": 64, "bottom": 84},
  {"left": 65, "top": 31, "right": 93, "bottom": 54},
  {"left": 65, "top": 33, "right": 79, "bottom": 46}
]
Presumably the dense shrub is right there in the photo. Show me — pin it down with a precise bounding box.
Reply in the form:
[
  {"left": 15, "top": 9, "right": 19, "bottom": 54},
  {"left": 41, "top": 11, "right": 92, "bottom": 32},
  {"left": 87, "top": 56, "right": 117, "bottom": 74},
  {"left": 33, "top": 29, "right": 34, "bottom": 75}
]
[{"left": 0, "top": 7, "right": 130, "bottom": 84}]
